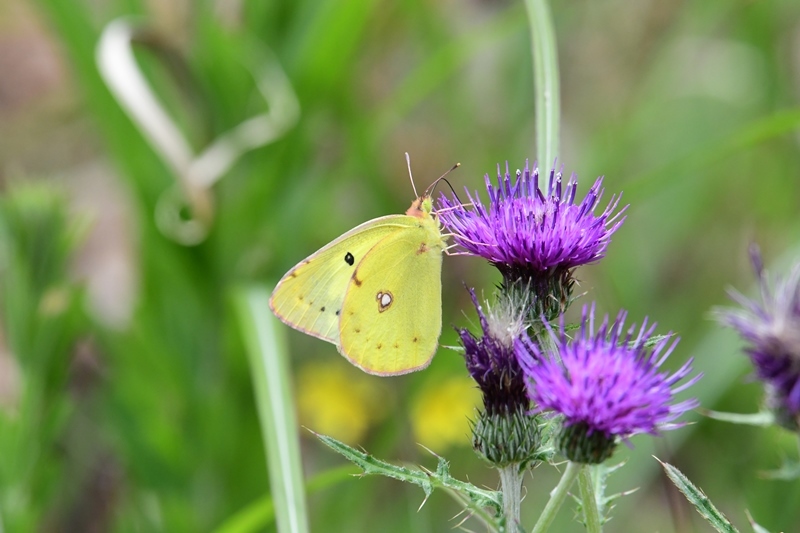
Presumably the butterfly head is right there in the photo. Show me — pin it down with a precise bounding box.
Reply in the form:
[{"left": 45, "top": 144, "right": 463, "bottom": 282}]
[
  {"left": 404, "top": 159, "right": 458, "bottom": 223},
  {"left": 406, "top": 195, "right": 435, "bottom": 219}
]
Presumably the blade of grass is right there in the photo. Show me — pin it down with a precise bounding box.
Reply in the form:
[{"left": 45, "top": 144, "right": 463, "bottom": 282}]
[
  {"left": 374, "top": 3, "right": 526, "bottom": 137},
  {"left": 213, "top": 465, "right": 359, "bottom": 533},
  {"left": 233, "top": 286, "right": 309, "bottom": 533},
  {"left": 524, "top": 0, "right": 560, "bottom": 168},
  {"left": 630, "top": 107, "right": 800, "bottom": 196}
]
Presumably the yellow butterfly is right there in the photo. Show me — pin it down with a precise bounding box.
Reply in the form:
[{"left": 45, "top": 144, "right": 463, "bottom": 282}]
[{"left": 269, "top": 159, "right": 454, "bottom": 376}]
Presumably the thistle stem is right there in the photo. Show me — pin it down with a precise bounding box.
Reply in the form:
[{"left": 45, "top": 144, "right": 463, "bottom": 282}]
[
  {"left": 578, "top": 465, "right": 602, "bottom": 533},
  {"left": 523, "top": 0, "right": 560, "bottom": 168},
  {"left": 499, "top": 464, "right": 523, "bottom": 528},
  {"left": 796, "top": 433, "right": 800, "bottom": 458},
  {"left": 535, "top": 326, "right": 559, "bottom": 357},
  {"left": 531, "top": 461, "right": 581, "bottom": 533}
]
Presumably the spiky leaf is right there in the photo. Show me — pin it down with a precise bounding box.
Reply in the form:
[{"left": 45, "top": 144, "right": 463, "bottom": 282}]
[{"left": 657, "top": 457, "right": 739, "bottom": 533}]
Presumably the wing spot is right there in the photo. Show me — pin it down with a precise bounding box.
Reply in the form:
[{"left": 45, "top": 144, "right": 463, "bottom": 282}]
[
  {"left": 376, "top": 343, "right": 382, "bottom": 350},
  {"left": 344, "top": 252, "right": 355, "bottom": 266},
  {"left": 289, "top": 271, "right": 297, "bottom": 278},
  {"left": 376, "top": 291, "right": 393, "bottom": 312},
  {"left": 336, "top": 309, "right": 341, "bottom": 316},
  {"left": 298, "top": 295, "right": 304, "bottom": 302},
  {"left": 352, "top": 271, "right": 363, "bottom": 287},
  {"left": 354, "top": 327, "right": 361, "bottom": 333},
  {"left": 320, "top": 306, "right": 326, "bottom": 312},
  {"left": 413, "top": 337, "right": 418, "bottom": 343},
  {"left": 394, "top": 342, "right": 399, "bottom": 349},
  {"left": 416, "top": 242, "right": 429, "bottom": 255}
]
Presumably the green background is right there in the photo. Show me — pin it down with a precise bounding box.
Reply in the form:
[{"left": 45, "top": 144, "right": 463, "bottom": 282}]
[{"left": 1, "top": 0, "right": 800, "bottom": 531}]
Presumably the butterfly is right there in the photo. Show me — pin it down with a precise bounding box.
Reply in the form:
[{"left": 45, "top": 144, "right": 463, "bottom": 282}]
[{"left": 269, "top": 158, "right": 456, "bottom": 376}]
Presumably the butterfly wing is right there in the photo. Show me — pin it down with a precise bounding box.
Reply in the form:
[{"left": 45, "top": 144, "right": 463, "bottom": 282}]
[
  {"left": 269, "top": 215, "right": 414, "bottom": 344},
  {"left": 338, "top": 217, "right": 445, "bottom": 376}
]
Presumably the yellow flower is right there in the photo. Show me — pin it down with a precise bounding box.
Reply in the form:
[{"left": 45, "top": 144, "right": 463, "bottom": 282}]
[
  {"left": 295, "top": 361, "right": 386, "bottom": 444},
  {"left": 411, "top": 375, "right": 481, "bottom": 452}
]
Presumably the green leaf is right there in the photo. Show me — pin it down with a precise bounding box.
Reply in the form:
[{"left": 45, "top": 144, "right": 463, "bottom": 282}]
[
  {"left": 213, "top": 496, "right": 275, "bottom": 533},
  {"left": 633, "top": 108, "right": 800, "bottom": 195},
  {"left": 699, "top": 409, "right": 775, "bottom": 427},
  {"left": 440, "top": 344, "right": 466, "bottom": 354},
  {"left": 760, "top": 458, "right": 800, "bottom": 481},
  {"left": 749, "top": 523, "right": 771, "bottom": 533},
  {"left": 745, "top": 510, "right": 773, "bottom": 533},
  {"left": 374, "top": 3, "right": 526, "bottom": 138},
  {"left": 233, "top": 286, "right": 309, "bottom": 533},
  {"left": 213, "top": 465, "right": 358, "bottom": 533},
  {"left": 314, "top": 433, "right": 502, "bottom": 531},
  {"left": 656, "top": 457, "right": 739, "bottom": 533},
  {"left": 642, "top": 333, "right": 675, "bottom": 349}
]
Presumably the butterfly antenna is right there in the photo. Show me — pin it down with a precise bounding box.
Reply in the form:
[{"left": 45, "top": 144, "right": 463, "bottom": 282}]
[
  {"left": 439, "top": 177, "right": 465, "bottom": 204},
  {"left": 424, "top": 162, "right": 460, "bottom": 197},
  {"left": 405, "top": 152, "right": 419, "bottom": 198}
]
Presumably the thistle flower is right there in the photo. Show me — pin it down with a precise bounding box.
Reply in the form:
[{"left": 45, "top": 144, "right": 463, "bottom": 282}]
[
  {"left": 437, "top": 162, "right": 627, "bottom": 320},
  {"left": 459, "top": 288, "right": 528, "bottom": 415},
  {"left": 516, "top": 305, "right": 701, "bottom": 464},
  {"left": 458, "top": 288, "right": 541, "bottom": 466},
  {"left": 717, "top": 246, "right": 800, "bottom": 430}
]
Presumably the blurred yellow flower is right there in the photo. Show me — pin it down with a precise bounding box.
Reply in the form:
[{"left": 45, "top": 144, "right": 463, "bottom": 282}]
[
  {"left": 295, "top": 361, "right": 387, "bottom": 445},
  {"left": 411, "top": 375, "right": 480, "bottom": 452}
]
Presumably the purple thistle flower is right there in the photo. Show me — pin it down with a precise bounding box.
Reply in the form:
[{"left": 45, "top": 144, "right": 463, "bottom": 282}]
[
  {"left": 459, "top": 288, "right": 529, "bottom": 416},
  {"left": 516, "top": 305, "right": 701, "bottom": 463},
  {"left": 717, "top": 246, "right": 800, "bottom": 430},
  {"left": 458, "top": 288, "right": 542, "bottom": 466},
  {"left": 437, "top": 162, "right": 627, "bottom": 304}
]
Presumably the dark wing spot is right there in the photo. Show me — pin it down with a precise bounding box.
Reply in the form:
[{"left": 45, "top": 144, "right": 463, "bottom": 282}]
[
  {"left": 320, "top": 306, "right": 326, "bottom": 312},
  {"left": 412, "top": 337, "right": 418, "bottom": 343},
  {"left": 335, "top": 309, "right": 341, "bottom": 316},
  {"left": 352, "top": 272, "right": 363, "bottom": 287},
  {"left": 298, "top": 295, "right": 304, "bottom": 301},
  {"left": 376, "top": 343, "right": 382, "bottom": 350},
  {"left": 289, "top": 271, "right": 297, "bottom": 278},
  {"left": 354, "top": 328, "right": 361, "bottom": 333},
  {"left": 416, "top": 242, "right": 429, "bottom": 255},
  {"left": 394, "top": 342, "right": 399, "bottom": 349},
  {"left": 344, "top": 252, "right": 355, "bottom": 266}
]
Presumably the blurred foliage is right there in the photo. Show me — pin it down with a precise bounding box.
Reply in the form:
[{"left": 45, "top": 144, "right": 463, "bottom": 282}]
[
  {"left": 0, "top": 185, "right": 91, "bottom": 532},
  {"left": 0, "top": 0, "right": 798, "bottom": 531}
]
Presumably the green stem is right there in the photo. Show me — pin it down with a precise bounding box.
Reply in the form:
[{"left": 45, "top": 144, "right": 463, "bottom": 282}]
[
  {"left": 536, "top": 326, "right": 559, "bottom": 355},
  {"left": 531, "top": 461, "right": 581, "bottom": 533},
  {"left": 499, "top": 464, "right": 523, "bottom": 528},
  {"left": 796, "top": 433, "right": 800, "bottom": 458},
  {"left": 528, "top": 313, "right": 558, "bottom": 359},
  {"left": 523, "top": 0, "right": 560, "bottom": 169},
  {"left": 578, "top": 466, "right": 602, "bottom": 533}
]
